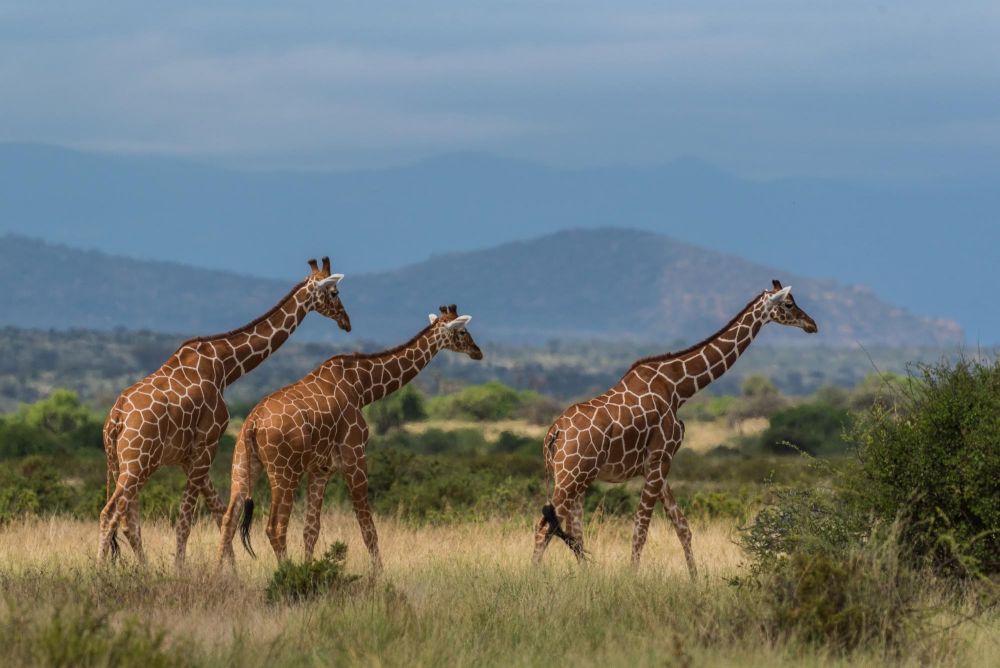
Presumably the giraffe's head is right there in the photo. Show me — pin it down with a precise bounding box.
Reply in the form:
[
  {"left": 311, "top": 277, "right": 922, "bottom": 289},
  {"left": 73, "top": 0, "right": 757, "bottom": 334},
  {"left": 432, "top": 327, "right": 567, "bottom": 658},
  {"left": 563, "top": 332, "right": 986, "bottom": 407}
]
[
  {"left": 428, "top": 304, "right": 484, "bottom": 360},
  {"left": 306, "top": 257, "right": 352, "bottom": 332},
  {"left": 764, "top": 280, "right": 818, "bottom": 334}
]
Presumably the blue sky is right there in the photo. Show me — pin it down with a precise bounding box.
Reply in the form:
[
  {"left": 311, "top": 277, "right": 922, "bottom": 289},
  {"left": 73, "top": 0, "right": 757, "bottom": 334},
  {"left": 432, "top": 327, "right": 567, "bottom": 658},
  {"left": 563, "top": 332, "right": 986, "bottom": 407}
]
[{"left": 2, "top": 1, "right": 999, "bottom": 181}]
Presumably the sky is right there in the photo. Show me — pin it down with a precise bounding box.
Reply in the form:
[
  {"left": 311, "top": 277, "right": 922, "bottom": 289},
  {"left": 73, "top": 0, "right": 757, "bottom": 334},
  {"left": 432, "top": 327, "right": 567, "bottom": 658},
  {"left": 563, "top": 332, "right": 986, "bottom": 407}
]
[{"left": 2, "top": 1, "right": 1000, "bottom": 181}]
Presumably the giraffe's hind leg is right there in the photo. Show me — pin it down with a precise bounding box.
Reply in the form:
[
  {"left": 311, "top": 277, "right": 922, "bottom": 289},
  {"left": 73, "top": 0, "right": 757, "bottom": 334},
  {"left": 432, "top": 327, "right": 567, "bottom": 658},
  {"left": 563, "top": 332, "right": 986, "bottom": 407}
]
[
  {"left": 121, "top": 497, "right": 145, "bottom": 562},
  {"left": 197, "top": 476, "right": 227, "bottom": 529},
  {"left": 303, "top": 470, "right": 332, "bottom": 561},
  {"left": 265, "top": 482, "right": 297, "bottom": 562},
  {"left": 98, "top": 471, "right": 147, "bottom": 563},
  {"left": 662, "top": 483, "right": 697, "bottom": 578},
  {"left": 534, "top": 482, "right": 589, "bottom": 563},
  {"left": 218, "top": 436, "right": 261, "bottom": 568}
]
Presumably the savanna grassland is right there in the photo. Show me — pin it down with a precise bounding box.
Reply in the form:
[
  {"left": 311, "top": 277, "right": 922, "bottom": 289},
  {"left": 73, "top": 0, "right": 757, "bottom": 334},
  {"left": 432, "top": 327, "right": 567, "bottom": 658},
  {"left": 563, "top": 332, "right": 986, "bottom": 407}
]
[
  {"left": 2, "top": 511, "right": 995, "bottom": 668},
  {"left": 0, "top": 361, "right": 998, "bottom": 666}
]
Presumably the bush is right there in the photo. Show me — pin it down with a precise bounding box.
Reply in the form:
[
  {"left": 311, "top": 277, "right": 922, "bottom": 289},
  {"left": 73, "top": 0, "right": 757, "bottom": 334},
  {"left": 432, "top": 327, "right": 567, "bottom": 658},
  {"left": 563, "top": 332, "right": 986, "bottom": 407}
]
[
  {"left": 761, "top": 542, "right": 921, "bottom": 654},
  {"left": 376, "top": 427, "right": 487, "bottom": 455},
  {"left": 727, "top": 375, "right": 787, "bottom": 424},
  {"left": 0, "top": 456, "right": 77, "bottom": 522},
  {"left": 741, "top": 486, "right": 868, "bottom": 569},
  {"left": 265, "top": 542, "right": 361, "bottom": 604},
  {"left": 584, "top": 485, "right": 634, "bottom": 516},
  {"left": 362, "top": 448, "right": 543, "bottom": 521},
  {"left": 491, "top": 430, "right": 536, "bottom": 456},
  {"left": 0, "top": 390, "right": 103, "bottom": 458},
  {"left": 427, "top": 381, "right": 552, "bottom": 422},
  {"left": 758, "top": 402, "right": 850, "bottom": 456},
  {"left": 848, "top": 372, "right": 912, "bottom": 413},
  {"left": 681, "top": 490, "right": 747, "bottom": 520},
  {"left": 851, "top": 359, "right": 1000, "bottom": 575},
  {"left": 365, "top": 385, "right": 427, "bottom": 434}
]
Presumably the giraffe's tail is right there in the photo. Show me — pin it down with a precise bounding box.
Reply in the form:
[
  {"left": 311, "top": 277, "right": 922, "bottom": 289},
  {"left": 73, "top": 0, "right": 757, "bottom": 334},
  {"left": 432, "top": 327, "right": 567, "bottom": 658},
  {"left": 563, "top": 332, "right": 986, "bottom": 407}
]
[
  {"left": 239, "top": 498, "right": 256, "bottom": 558},
  {"left": 238, "top": 419, "right": 258, "bottom": 559},
  {"left": 542, "top": 427, "right": 559, "bottom": 486},
  {"left": 102, "top": 408, "right": 122, "bottom": 561},
  {"left": 541, "top": 503, "right": 586, "bottom": 560}
]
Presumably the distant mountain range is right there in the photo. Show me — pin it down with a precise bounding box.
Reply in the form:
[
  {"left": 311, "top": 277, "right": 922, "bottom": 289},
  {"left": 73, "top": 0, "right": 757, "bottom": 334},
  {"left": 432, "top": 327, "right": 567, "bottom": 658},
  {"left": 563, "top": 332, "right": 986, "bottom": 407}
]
[
  {"left": 0, "top": 230, "right": 961, "bottom": 348},
  {"left": 1, "top": 142, "right": 997, "bottom": 340}
]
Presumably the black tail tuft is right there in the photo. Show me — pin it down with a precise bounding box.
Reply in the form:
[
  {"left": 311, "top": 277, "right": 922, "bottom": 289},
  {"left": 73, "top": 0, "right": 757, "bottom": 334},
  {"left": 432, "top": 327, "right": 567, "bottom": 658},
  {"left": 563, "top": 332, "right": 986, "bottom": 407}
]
[
  {"left": 109, "top": 529, "right": 120, "bottom": 561},
  {"left": 541, "top": 503, "right": 586, "bottom": 560},
  {"left": 239, "top": 498, "right": 257, "bottom": 559}
]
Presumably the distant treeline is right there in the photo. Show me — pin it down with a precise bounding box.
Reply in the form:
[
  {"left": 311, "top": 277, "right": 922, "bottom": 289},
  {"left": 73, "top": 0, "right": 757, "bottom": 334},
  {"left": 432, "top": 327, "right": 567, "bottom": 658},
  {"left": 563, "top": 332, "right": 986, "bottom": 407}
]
[{"left": 0, "top": 325, "right": 959, "bottom": 411}]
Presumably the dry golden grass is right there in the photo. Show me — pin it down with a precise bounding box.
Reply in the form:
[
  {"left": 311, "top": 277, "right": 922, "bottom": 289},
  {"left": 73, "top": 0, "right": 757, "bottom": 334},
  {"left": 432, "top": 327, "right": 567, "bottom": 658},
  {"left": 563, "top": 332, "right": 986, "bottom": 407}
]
[
  {"left": 0, "top": 512, "right": 995, "bottom": 667},
  {"left": 402, "top": 418, "right": 549, "bottom": 440},
  {"left": 400, "top": 416, "right": 767, "bottom": 453},
  {"left": 681, "top": 417, "right": 768, "bottom": 453}
]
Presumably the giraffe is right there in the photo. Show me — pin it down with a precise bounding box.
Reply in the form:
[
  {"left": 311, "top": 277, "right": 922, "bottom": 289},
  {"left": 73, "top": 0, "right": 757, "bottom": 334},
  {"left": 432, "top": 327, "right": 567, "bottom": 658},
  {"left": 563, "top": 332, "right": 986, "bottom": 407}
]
[
  {"left": 532, "top": 280, "right": 818, "bottom": 576},
  {"left": 217, "top": 304, "right": 483, "bottom": 571},
  {"left": 99, "top": 257, "right": 351, "bottom": 566}
]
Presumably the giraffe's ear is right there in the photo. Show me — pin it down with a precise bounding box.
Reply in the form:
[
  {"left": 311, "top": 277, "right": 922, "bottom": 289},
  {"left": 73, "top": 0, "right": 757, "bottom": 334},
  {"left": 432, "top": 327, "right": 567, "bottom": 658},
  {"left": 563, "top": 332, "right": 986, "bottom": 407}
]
[
  {"left": 768, "top": 286, "right": 792, "bottom": 305},
  {"left": 446, "top": 315, "right": 471, "bottom": 330},
  {"left": 428, "top": 313, "right": 438, "bottom": 324},
  {"left": 316, "top": 273, "right": 343, "bottom": 289}
]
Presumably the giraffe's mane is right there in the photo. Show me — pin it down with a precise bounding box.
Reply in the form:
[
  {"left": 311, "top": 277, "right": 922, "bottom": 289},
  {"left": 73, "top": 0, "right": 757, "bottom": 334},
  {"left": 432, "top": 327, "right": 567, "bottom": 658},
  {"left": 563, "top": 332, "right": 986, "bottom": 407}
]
[
  {"left": 326, "top": 323, "right": 436, "bottom": 365},
  {"left": 176, "top": 280, "right": 307, "bottom": 348},
  {"left": 623, "top": 290, "right": 766, "bottom": 374}
]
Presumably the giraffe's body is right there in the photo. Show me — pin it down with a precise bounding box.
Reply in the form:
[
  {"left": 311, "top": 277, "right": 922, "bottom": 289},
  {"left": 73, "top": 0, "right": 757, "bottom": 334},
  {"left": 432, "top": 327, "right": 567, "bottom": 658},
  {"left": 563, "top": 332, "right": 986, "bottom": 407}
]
[
  {"left": 218, "top": 305, "right": 482, "bottom": 570},
  {"left": 99, "top": 258, "right": 351, "bottom": 564},
  {"left": 533, "top": 281, "right": 818, "bottom": 575}
]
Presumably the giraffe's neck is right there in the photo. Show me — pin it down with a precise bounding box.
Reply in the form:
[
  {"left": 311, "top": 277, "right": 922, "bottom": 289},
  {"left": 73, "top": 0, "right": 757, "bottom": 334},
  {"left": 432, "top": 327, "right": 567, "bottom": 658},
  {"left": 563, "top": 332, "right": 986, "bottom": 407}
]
[
  {"left": 658, "top": 296, "right": 769, "bottom": 404},
  {"left": 208, "top": 282, "right": 312, "bottom": 387},
  {"left": 352, "top": 326, "right": 448, "bottom": 406}
]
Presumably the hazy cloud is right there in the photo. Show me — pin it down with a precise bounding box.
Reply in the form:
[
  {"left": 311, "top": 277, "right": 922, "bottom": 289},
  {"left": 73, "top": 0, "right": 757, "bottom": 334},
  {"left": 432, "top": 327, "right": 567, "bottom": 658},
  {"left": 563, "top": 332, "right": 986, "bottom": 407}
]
[{"left": 1, "top": 1, "right": 998, "bottom": 177}]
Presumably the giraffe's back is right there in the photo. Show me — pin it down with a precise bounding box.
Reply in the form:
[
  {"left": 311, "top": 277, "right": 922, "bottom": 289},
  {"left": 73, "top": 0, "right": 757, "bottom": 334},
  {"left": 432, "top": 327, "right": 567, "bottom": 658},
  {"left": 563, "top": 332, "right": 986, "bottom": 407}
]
[{"left": 246, "top": 371, "right": 360, "bottom": 477}]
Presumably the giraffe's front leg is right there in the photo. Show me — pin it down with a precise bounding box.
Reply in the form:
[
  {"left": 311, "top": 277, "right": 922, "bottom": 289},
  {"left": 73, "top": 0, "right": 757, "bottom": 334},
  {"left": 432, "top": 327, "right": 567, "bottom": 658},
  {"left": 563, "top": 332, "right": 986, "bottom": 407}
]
[
  {"left": 661, "top": 482, "right": 697, "bottom": 578},
  {"left": 631, "top": 426, "right": 672, "bottom": 565},
  {"left": 175, "top": 447, "right": 218, "bottom": 567},
  {"left": 174, "top": 475, "right": 201, "bottom": 569},
  {"left": 631, "top": 474, "right": 665, "bottom": 565},
  {"left": 343, "top": 460, "right": 381, "bottom": 572},
  {"left": 199, "top": 405, "right": 230, "bottom": 528}
]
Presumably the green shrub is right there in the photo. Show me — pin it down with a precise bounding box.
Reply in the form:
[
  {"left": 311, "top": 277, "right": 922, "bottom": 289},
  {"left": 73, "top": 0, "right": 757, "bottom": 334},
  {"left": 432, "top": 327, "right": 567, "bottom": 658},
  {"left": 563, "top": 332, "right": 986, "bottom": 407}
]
[
  {"left": 851, "top": 359, "right": 1000, "bottom": 575},
  {"left": 758, "top": 402, "right": 849, "bottom": 456},
  {"left": 848, "top": 372, "right": 912, "bottom": 413},
  {"left": 0, "top": 390, "right": 103, "bottom": 458},
  {"left": 376, "top": 427, "right": 487, "bottom": 455},
  {"left": 761, "top": 543, "right": 920, "bottom": 654},
  {"left": 362, "top": 448, "right": 543, "bottom": 521},
  {"left": 584, "top": 485, "right": 634, "bottom": 516},
  {"left": 491, "top": 430, "right": 536, "bottom": 456},
  {"left": 265, "top": 542, "right": 361, "bottom": 605},
  {"left": 427, "top": 381, "right": 550, "bottom": 422},
  {"left": 727, "top": 375, "right": 787, "bottom": 423},
  {"left": 0, "top": 456, "right": 77, "bottom": 522},
  {"left": 365, "top": 385, "right": 427, "bottom": 434},
  {"left": 681, "top": 490, "right": 747, "bottom": 520},
  {"left": 741, "top": 486, "right": 868, "bottom": 569}
]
